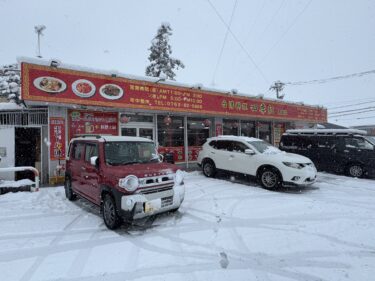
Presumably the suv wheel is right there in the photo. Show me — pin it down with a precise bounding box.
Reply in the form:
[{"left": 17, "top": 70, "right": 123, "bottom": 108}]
[
  {"left": 347, "top": 164, "right": 363, "bottom": 178},
  {"left": 259, "top": 168, "right": 280, "bottom": 189},
  {"left": 64, "top": 177, "right": 76, "bottom": 201},
  {"left": 202, "top": 159, "right": 216, "bottom": 178},
  {"left": 102, "top": 194, "right": 122, "bottom": 230}
]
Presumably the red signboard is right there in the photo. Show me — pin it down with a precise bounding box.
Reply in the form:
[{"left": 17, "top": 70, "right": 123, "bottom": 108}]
[
  {"left": 68, "top": 110, "right": 118, "bottom": 139},
  {"left": 49, "top": 117, "right": 66, "bottom": 160},
  {"left": 21, "top": 62, "right": 327, "bottom": 122}
]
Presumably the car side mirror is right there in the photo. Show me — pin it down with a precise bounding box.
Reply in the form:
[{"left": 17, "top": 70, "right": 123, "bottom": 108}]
[
  {"left": 158, "top": 154, "right": 164, "bottom": 162},
  {"left": 90, "top": 156, "right": 99, "bottom": 167},
  {"left": 245, "top": 149, "right": 256, "bottom": 155}
]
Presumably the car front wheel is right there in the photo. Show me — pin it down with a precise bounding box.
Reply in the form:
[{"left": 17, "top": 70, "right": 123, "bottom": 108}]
[
  {"left": 202, "top": 160, "right": 216, "bottom": 178},
  {"left": 259, "top": 168, "right": 280, "bottom": 189},
  {"left": 102, "top": 194, "right": 122, "bottom": 230},
  {"left": 347, "top": 164, "right": 364, "bottom": 178},
  {"left": 64, "top": 177, "right": 76, "bottom": 201}
]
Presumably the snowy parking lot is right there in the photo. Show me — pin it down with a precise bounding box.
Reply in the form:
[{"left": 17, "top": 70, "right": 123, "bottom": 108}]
[{"left": 0, "top": 172, "right": 375, "bottom": 281}]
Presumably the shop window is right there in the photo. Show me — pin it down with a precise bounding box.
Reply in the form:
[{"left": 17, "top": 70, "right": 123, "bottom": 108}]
[
  {"left": 223, "top": 119, "right": 239, "bottom": 136},
  {"left": 157, "top": 115, "right": 184, "bottom": 147},
  {"left": 240, "top": 121, "right": 255, "bottom": 137},
  {"left": 85, "top": 144, "right": 98, "bottom": 162},
  {"left": 120, "top": 114, "right": 153, "bottom": 123},
  {"left": 187, "top": 117, "right": 211, "bottom": 146},
  {"left": 258, "top": 122, "right": 271, "bottom": 143}
]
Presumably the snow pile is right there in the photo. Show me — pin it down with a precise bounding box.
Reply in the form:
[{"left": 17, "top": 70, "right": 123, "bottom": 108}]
[{"left": 0, "top": 178, "right": 34, "bottom": 188}]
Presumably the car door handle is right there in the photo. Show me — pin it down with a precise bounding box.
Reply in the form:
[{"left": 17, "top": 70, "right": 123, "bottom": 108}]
[
  {"left": 230, "top": 154, "right": 235, "bottom": 157},
  {"left": 211, "top": 151, "right": 215, "bottom": 154},
  {"left": 81, "top": 167, "right": 86, "bottom": 171}
]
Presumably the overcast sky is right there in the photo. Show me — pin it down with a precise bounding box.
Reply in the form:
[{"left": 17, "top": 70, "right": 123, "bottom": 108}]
[{"left": 1, "top": 0, "right": 374, "bottom": 126}]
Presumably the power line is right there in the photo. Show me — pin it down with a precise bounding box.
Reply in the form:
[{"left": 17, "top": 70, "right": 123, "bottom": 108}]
[
  {"left": 286, "top": 69, "right": 375, "bottom": 86},
  {"left": 328, "top": 100, "right": 375, "bottom": 110},
  {"left": 211, "top": 0, "right": 238, "bottom": 85},
  {"left": 259, "top": 0, "right": 313, "bottom": 64},
  {"left": 251, "top": 0, "right": 286, "bottom": 53},
  {"left": 329, "top": 106, "right": 375, "bottom": 115},
  {"left": 206, "top": 0, "right": 269, "bottom": 84},
  {"left": 332, "top": 115, "right": 375, "bottom": 121},
  {"left": 329, "top": 109, "right": 375, "bottom": 118}
]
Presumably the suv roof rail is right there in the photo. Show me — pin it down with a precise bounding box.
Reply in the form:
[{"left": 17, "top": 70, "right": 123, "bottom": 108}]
[
  {"left": 285, "top": 129, "right": 367, "bottom": 136},
  {"left": 73, "top": 134, "right": 105, "bottom": 139}
]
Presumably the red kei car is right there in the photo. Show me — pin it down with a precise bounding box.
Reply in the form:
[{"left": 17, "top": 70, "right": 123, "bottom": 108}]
[{"left": 64, "top": 135, "right": 185, "bottom": 229}]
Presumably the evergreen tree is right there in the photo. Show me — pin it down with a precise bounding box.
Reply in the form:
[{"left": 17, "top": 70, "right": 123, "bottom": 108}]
[
  {"left": 145, "top": 23, "right": 184, "bottom": 80},
  {"left": 0, "top": 63, "right": 21, "bottom": 103}
]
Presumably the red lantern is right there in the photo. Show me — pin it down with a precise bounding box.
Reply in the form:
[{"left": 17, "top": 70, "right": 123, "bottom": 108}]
[
  {"left": 164, "top": 116, "right": 172, "bottom": 126},
  {"left": 120, "top": 115, "right": 131, "bottom": 123},
  {"left": 203, "top": 119, "right": 211, "bottom": 127}
]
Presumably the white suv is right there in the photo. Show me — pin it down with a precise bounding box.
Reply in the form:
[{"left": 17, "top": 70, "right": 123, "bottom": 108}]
[{"left": 197, "top": 136, "right": 317, "bottom": 189}]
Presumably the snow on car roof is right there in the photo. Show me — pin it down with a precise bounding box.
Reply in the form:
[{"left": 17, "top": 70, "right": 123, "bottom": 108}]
[
  {"left": 210, "top": 135, "right": 261, "bottom": 142},
  {"left": 285, "top": 129, "right": 367, "bottom": 135},
  {"left": 70, "top": 135, "right": 153, "bottom": 143}
]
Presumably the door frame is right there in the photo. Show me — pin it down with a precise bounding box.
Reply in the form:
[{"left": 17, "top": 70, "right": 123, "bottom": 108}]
[{"left": 121, "top": 123, "right": 155, "bottom": 140}]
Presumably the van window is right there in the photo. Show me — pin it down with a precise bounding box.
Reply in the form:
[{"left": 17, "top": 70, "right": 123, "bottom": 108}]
[
  {"left": 72, "top": 143, "right": 84, "bottom": 160},
  {"left": 345, "top": 137, "right": 374, "bottom": 150},
  {"left": 85, "top": 143, "right": 98, "bottom": 162},
  {"left": 216, "top": 140, "right": 231, "bottom": 151},
  {"left": 232, "top": 141, "right": 248, "bottom": 153},
  {"left": 280, "top": 136, "right": 298, "bottom": 149}
]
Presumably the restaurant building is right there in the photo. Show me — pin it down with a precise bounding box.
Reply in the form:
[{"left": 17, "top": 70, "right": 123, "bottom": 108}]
[{"left": 0, "top": 58, "right": 327, "bottom": 184}]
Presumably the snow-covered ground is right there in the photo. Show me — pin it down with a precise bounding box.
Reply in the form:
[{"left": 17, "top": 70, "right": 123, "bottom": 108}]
[{"left": 0, "top": 172, "right": 374, "bottom": 281}]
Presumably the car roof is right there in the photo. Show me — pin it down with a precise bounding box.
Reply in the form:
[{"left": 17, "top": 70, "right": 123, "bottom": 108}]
[
  {"left": 69, "top": 135, "right": 153, "bottom": 143},
  {"left": 208, "top": 135, "right": 262, "bottom": 142},
  {"left": 284, "top": 129, "right": 367, "bottom": 136}
]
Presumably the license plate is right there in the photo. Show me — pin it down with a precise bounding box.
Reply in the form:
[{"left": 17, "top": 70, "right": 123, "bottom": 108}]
[{"left": 144, "top": 200, "right": 161, "bottom": 213}]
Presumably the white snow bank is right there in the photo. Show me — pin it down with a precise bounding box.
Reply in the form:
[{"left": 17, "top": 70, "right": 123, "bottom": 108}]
[{"left": 0, "top": 178, "right": 34, "bottom": 188}]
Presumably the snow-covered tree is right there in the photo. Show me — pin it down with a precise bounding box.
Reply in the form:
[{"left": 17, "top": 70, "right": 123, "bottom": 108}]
[
  {"left": 0, "top": 64, "right": 21, "bottom": 103},
  {"left": 145, "top": 23, "right": 184, "bottom": 80}
]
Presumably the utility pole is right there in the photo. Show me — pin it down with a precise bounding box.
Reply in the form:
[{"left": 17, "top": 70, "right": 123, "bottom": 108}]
[
  {"left": 34, "top": 25, "right": 46, "bottom": 58},
  {"left": 270, "top": 80, "right": 285, "bottom": 99}
]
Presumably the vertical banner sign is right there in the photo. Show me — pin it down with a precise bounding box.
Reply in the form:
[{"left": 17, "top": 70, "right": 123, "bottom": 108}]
[
  {"left": 49, "top": 117, "right": 66, "bottom": 160},
  {"left": 215, "top": 123, "right": 223, "bottom": 136}
]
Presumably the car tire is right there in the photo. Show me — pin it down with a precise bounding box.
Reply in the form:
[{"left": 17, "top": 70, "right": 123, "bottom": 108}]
[
  {"left": 102, "top": 194, "right": 122, "bottom": 230},
  {"left": 202, "top": 159, "right": 216, "bottom": 178},
  {"left": 347, "top": 164, "right": 364, "bottom": 178},
  {"left": 259, "top": 168, "right": 281, "bottom": 190},
  {"left": 64, "top": 177, "right": 77, "bottom": 201}
]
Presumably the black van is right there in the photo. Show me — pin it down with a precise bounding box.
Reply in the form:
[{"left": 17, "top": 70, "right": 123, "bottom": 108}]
[{"left": 279, "top": 129, "right": 375, "bottom": 178}]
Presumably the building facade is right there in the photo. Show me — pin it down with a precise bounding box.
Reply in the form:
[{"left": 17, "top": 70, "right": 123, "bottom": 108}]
[{"left": 0, "top": 58, "right": 327, "bottom": 184}]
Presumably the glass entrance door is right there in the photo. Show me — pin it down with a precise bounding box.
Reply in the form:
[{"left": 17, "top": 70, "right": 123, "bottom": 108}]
[{"left": 139, "top": 128, "right": 153, "bottom": 140}]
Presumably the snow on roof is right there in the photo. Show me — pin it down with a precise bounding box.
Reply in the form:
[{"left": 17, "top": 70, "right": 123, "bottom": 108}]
[
  {"left": 210, "top": 135, "right": 261, "bottom": 142},
  {"left": 17, "top": 57, "right": 324, "bottom": 109},
  {"left": 285, "top": 129, "right": 367, "bottom": 135},
  {"left": 0, "top": 101, "right": 24, "bottom": 110}
]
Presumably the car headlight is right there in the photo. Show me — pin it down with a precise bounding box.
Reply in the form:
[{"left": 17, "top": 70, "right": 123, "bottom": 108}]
[
  {"left": 175, "top": 169, "right": 185, "bottom": 185},
  {"left": 283, "top": 162, "right": 304, "bottom": 169},
  {"left": 119, "top": 175, "right": 139, "bottom": 192}
]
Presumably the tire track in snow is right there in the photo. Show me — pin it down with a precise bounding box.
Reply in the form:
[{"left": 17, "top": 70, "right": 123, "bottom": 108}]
[{"left": 19, "top": 214, "right": 83, "bottom": 281}]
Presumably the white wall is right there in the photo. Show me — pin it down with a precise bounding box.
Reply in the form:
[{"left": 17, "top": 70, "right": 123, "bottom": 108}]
[{"left": 0, "top": 127, "right": 15, "bottom": 180}]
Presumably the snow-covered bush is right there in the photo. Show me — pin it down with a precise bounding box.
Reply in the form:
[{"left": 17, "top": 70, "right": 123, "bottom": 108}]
[{"left": 0, "top": 63, "right": 21, "bottom": 103}]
